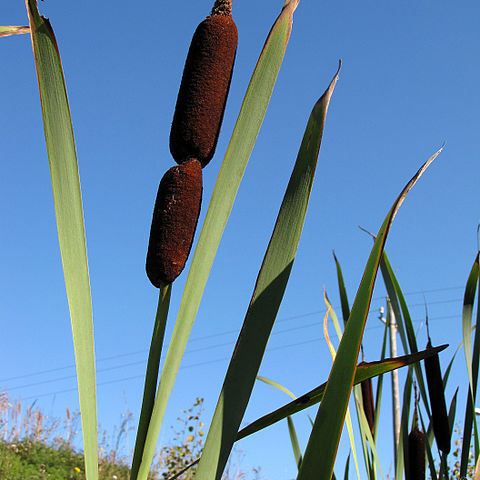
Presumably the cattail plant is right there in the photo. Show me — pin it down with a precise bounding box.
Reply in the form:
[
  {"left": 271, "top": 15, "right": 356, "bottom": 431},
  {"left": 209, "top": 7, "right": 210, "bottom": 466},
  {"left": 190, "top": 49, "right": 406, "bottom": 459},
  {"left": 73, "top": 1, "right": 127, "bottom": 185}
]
[
  {"left": 169, "top": 0, "right": 238, "bottom": 167},
  {"left": 146, "top": 158, "right": 203, "bottom": 287},
  {"left": 146, "top": 0, "right": 238, "bottom": 288}
]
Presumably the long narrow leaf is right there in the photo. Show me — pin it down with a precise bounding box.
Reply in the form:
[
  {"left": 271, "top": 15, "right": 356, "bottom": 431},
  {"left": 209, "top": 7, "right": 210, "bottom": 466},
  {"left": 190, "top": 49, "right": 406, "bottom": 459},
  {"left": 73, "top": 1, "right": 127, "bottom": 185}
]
[
  {"left": 136, "top": 3, "right": 301, "bottom": 477},
  {"left": 380, "top": 253, "right": 431, "bottom": 417},
  {"left": 287, "top": 416, "right": 303, "bottom": 470},
  {"left": 324, "top": 295, "right": 361, "bottom": 480},
  {"left": 397, "top": 367, "right": 413, "bottom": 480},
  {"left": 461, "top": 252, "right": 480, "bottom": 477},
  {"left": 195, "top": 62, "right": 341, "bottom": 480},
  {"left": 255, "top": 377, "right": 302, "bottom": 470},
  {"left": 237, "top": 345, "right": 447, "bottom": 441},
  {"left": 462, "top": 252, "right": 479, "bottom": 392},
  {"left": 373, "top": 321, "right": 388, "bottom": 439},
  {"left": 25, "top": 1, "right": 97, "bottom": 478},
  {"left": 333, "top": 251, "right": 351, "bottom": 326},
  {"left": 297, "top": 148, "right": 441, "bottom": 480},
  {"left": 257, "top": 376, "right": 297, "bottom": 400}
]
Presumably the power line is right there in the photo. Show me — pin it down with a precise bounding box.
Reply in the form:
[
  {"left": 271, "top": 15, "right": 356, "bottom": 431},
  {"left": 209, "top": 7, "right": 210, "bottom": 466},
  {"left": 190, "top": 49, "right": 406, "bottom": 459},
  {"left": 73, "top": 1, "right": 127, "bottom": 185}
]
[
  {"left": 1, "top": 292, "right": 464, "bottom": 386},
  {"left": 2, "top": 301, "right": 462, "bottom": 390},
  {"left": 0, "top": 283, "right": 465, "bottom": 385},
  {"left": 9, "top": 312, "right": 461, "bottom": 402}
]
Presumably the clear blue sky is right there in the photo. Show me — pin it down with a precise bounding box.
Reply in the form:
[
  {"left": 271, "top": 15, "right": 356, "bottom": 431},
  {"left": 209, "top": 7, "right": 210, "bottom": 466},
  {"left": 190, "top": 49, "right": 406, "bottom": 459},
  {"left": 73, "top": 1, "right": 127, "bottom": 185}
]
[{"left": 1, "top": 0, "right": 479, "bottom": 478}]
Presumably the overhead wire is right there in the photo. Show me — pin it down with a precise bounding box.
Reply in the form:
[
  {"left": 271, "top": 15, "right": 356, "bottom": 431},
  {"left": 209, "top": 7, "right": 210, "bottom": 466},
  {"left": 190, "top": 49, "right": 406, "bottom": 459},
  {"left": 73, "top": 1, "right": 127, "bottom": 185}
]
[
  {"left": 9, "top": 311, "right": 461, "bottom": 402},
  {"left": 0, "top": 285, "right": 464, "bottom": 385}
]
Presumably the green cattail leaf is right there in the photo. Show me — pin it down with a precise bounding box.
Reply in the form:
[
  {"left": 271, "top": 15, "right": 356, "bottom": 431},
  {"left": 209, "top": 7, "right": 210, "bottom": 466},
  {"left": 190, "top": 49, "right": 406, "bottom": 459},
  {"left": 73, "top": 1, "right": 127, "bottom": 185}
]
[
  {"left": 0, "top": 25, "right": 29, "bottom": 37},
  {"left": 296, "top": 148, "right": 441, "bottom": 480},
  {"left": 379, "top": 253, "right": 431, "bottom": 418},
  {"left": 255, "top": 377, "right": 301, "bottom": 469},
  {"left": 373, "top": 321, "right": 389, "bottom": 438},
  {"left": 136, "top": 2, "right": 301, "bottom": 478},
  {"left": 437, "top": 388, "right": 458, "bottom": 478},
  {"left": 460, "top": 252, "right": 480, "bottom": 477},
  {"left": 397, "top": 367, "right": 414, "bottom": 480},
  {"left": 237, "top": 345, "right": 447, "bottom": 441},
  {"left": 287, "top": 416, "right": 303, "bottom": 470},
  {"left": 257, "top": 376, "right": 297, "bottom": 400},
  {"left": 25, "top": 1, "right": 97, "bottom": 479},
  {"left": 462, "top": 252, "right": 479, "bottom": 393},
  {"left": 333, "top": 251, "right": 351, "bottom": 326},
  {"left": 325, "top": 290, "right": 344, "bottom": 340},
  {"left": 324, "top": 294, "right": 362, "bottom": 480},
  {"left": 448, "top": 388, "right": 459, "bottom": 441},
  {"left": 195, "top": 61, "right": 340, "bottom": 480}
]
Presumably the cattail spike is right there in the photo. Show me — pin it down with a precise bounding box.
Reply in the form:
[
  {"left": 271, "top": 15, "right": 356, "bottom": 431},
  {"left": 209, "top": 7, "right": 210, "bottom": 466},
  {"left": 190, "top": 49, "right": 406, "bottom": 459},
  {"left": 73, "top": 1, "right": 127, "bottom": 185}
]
[
  {"left": 407, "top": 423, "right": 426, "bottom": 480},
  {"left": 361, "top": 377, "right": 375, "bottom": 436},
  {"left": 211, "top": 0, "right": 233, "bottom": 16},
  {"left": 359, "top": 362, "right": 375, "bottom": 436},
  {"left": 146, "top": 159, "right": 203, "bottom": 287},
  {"left": 170, "top": 2, "right": 238, "bottom": 167}
]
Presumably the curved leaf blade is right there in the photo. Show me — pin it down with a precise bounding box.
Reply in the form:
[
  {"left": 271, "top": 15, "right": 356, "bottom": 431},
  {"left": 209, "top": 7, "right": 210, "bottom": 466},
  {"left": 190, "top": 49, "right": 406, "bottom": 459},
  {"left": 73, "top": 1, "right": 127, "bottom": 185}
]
[
  {"left": 461, "top": 252, "right": 480, "bottom": 477},
  {"left": 195, "top": 62, "right": 340, "bottom": 480},
  {"left": 297, "top": 148, "right": 441, "bottom": 480},
  {"left": 237, "top": 345, "right": 447, "bottom": 441},
  {"left": 25, "top": 1, "right": 97, "bottom": 478}
]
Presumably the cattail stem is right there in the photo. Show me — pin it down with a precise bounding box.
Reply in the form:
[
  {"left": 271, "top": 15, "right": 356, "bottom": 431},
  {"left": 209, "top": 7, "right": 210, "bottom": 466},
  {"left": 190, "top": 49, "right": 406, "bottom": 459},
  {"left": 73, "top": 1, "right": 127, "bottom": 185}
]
[
  {"left": 211, "top": 0, "right": 232, "bottom": 16},
  {"left": 130, "top": 285, "right": 171, "bottom": 480}
]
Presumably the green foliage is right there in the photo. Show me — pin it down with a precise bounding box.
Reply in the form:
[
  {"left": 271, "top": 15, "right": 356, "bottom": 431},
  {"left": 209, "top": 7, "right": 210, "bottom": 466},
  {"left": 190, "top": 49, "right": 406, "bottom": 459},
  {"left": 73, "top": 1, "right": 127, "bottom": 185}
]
[
  {"left": 159, "top": 398, "right": 204, "bottom": 479},
  {"left": 0, "top": 392, "right": 257, "bottom": 480},
  {"left": 0, "top": 440, "right": 135, "bottom": 480}
]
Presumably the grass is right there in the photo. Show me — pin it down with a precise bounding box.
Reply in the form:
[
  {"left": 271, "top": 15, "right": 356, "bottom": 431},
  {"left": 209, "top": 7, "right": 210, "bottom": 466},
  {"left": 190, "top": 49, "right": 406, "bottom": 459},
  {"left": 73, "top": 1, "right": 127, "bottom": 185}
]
[
  {"left": 0, "top": 390, "right": 143, "bottom": 479},
  {"left": 0, "top": 391, "right": 259, "bottom": 480},
  {"left": 0, "top": 440, "right": 129, "bottom": 480}
]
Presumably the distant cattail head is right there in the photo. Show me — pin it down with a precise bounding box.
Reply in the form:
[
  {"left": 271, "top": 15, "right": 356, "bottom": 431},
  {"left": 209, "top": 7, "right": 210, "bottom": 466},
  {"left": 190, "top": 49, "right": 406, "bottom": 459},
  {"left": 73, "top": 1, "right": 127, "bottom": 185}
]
[
  {"left": 424, "top": 340, "right": 451, "bottom": 453},
  {"left": 407, "top": 422, "right": 426, "bottom": 480},
  {"left": 146, "top": 159, "right": 203, "bottom": 287},
  {"left": 359, "top": 362, "right": 375, "bottom": 436},
  {"left": 169, "top": 4, "right": 238, "bottom": 167}
]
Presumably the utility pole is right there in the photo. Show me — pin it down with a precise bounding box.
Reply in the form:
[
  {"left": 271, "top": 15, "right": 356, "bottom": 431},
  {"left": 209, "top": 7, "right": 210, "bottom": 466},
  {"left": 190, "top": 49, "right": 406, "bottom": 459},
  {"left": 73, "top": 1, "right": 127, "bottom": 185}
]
[{"left": 379, "top": 298, "right": 401, "bottom": 468}]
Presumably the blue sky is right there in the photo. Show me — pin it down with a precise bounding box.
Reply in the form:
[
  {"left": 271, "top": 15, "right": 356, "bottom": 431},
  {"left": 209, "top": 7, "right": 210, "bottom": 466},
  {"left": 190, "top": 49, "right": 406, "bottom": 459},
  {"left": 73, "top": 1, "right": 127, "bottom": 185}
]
[{"left": 1, "top": 0, "right": 479, "bottom": 478}]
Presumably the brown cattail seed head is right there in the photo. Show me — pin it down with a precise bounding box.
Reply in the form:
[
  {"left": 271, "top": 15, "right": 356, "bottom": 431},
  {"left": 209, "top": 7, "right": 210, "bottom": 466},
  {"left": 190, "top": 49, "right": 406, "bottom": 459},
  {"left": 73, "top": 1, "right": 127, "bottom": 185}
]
[
  {"left": 407, "top": 424, "right": 426, "bottom": 480},
  {"left": 424, "top": 340, "right": 451, "bottom": 453},
  {"left": 146, "top": 159, "right": 202, "bottom": 287},
  {"left": 360, "top": 374, "right": 375, "bottom": 436},
  {"left": 169, "top": 10, "right": 238, "bottom": 167}
]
